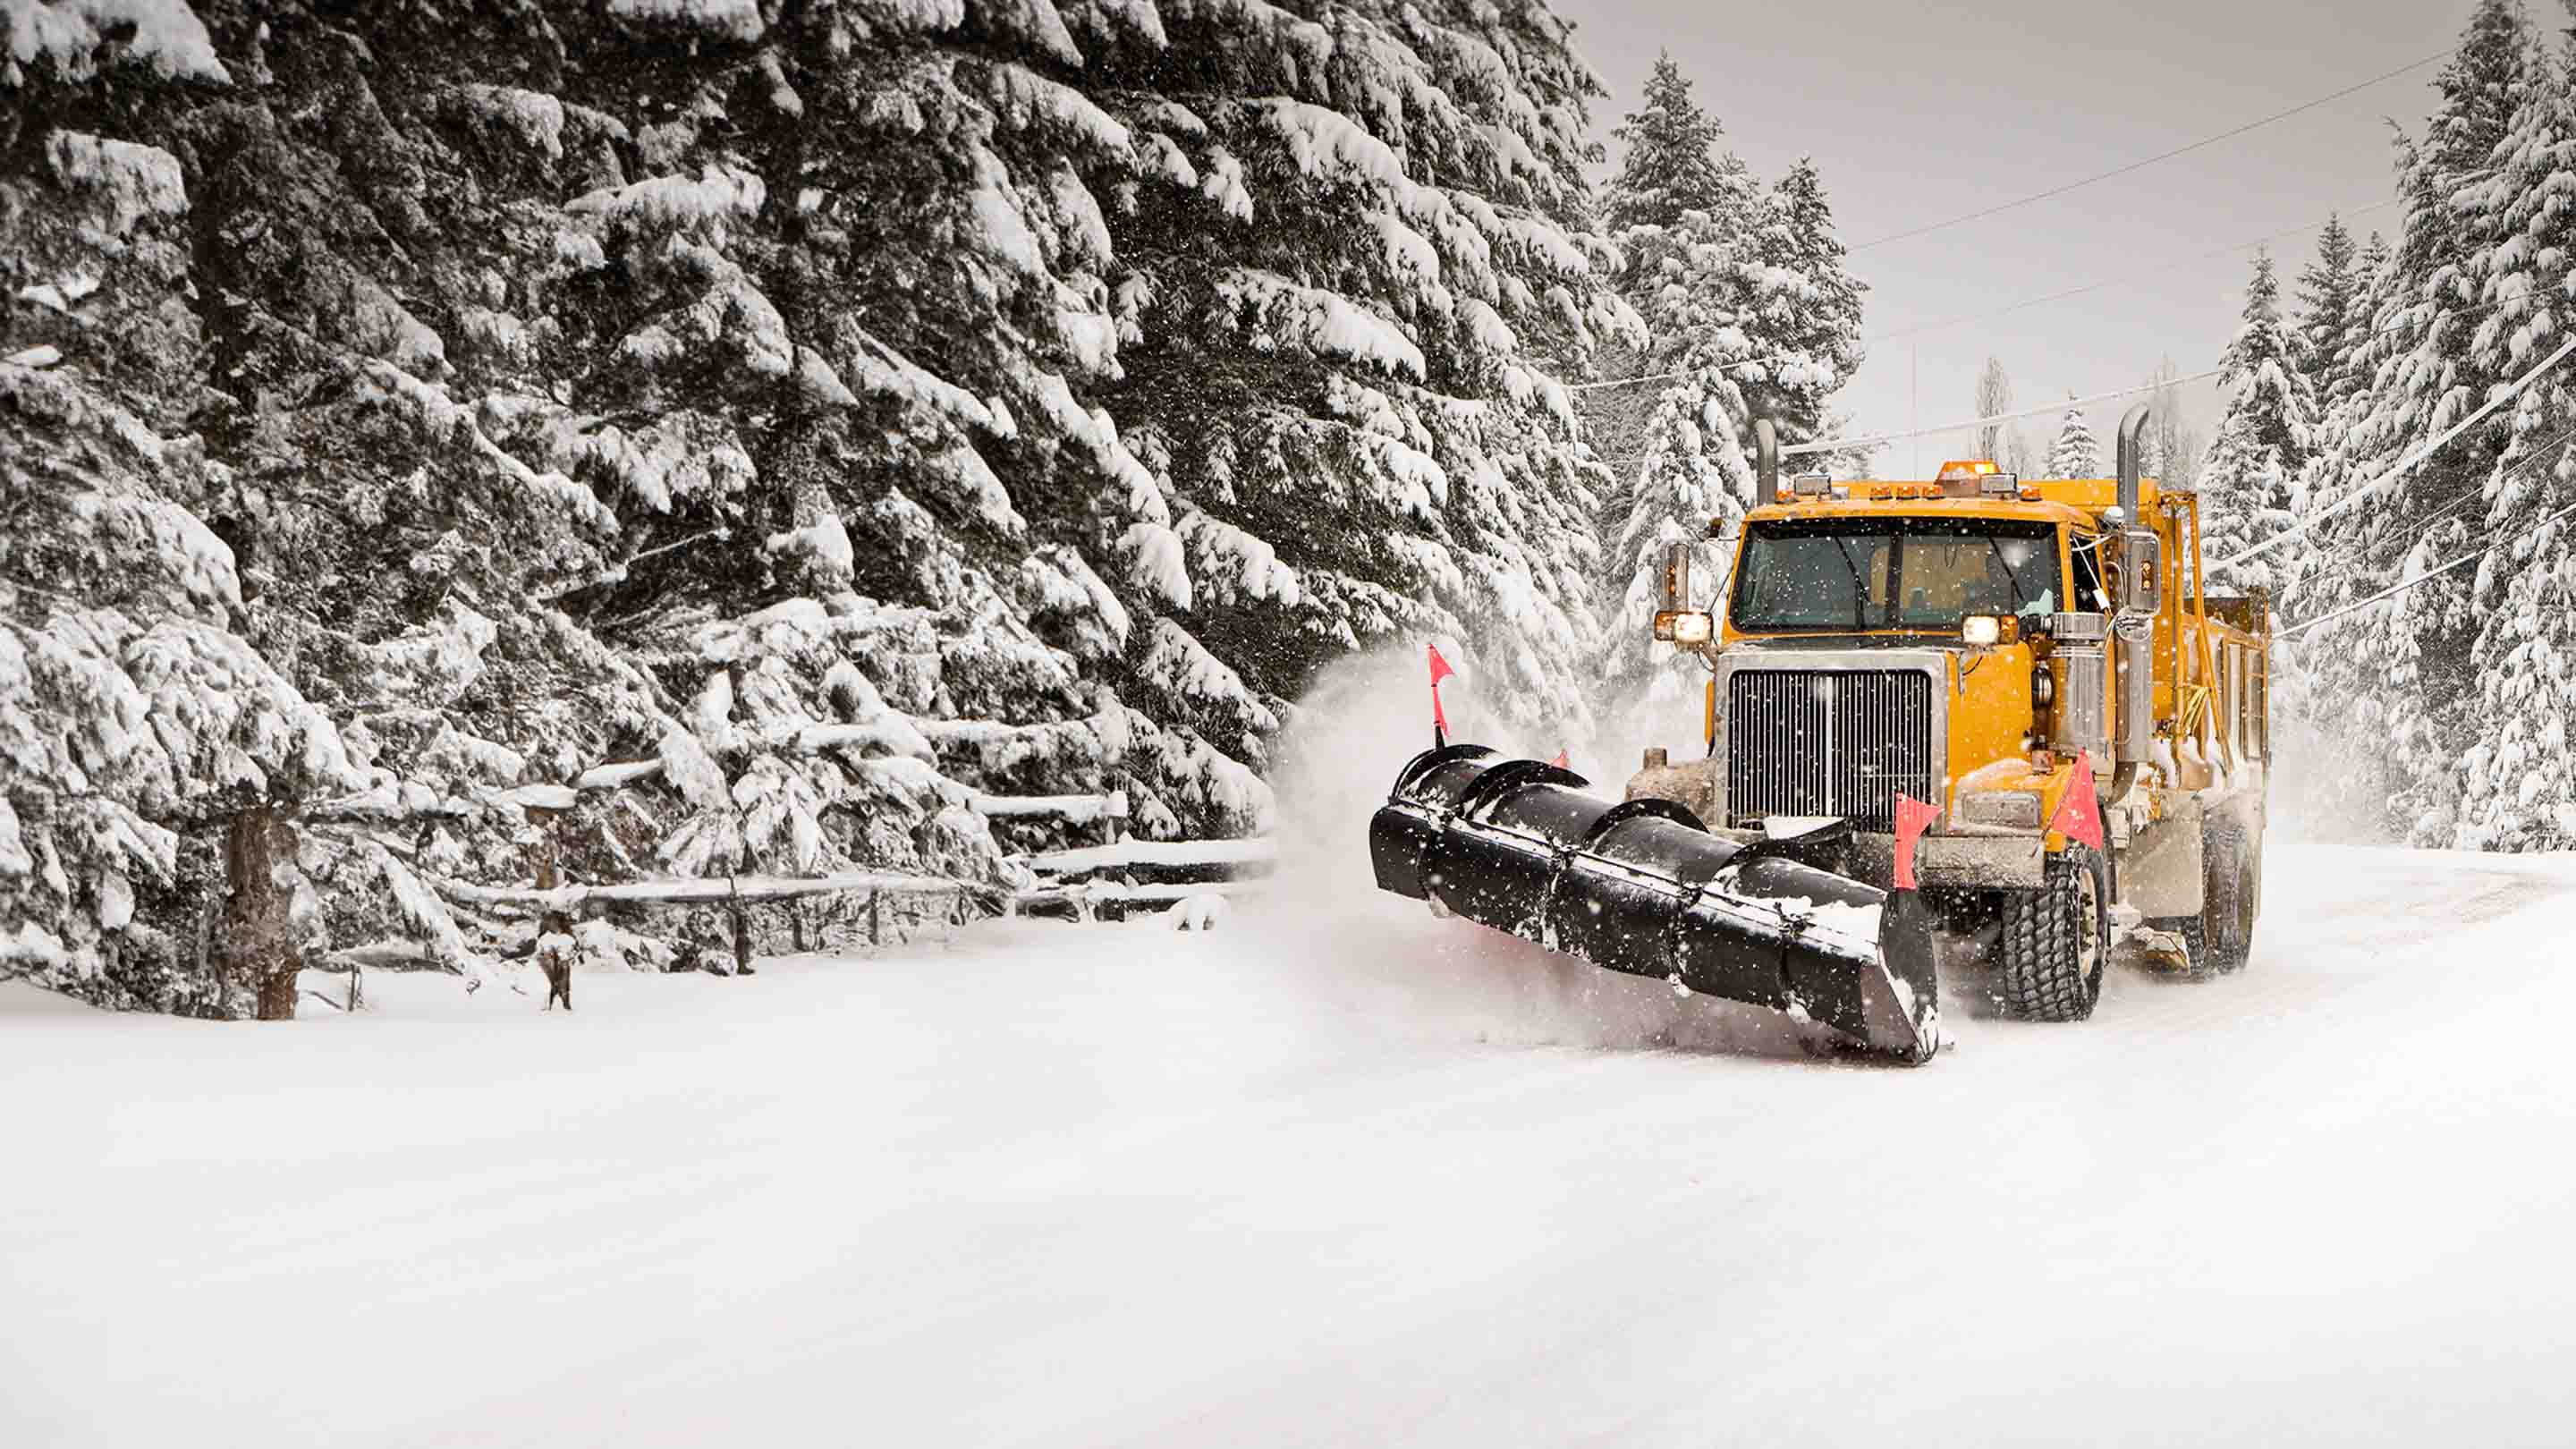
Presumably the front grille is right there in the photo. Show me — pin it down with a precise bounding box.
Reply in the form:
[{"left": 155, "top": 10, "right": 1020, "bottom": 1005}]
[{"left": 1725, "top": 669, "right": 1936, "bottom": 829}]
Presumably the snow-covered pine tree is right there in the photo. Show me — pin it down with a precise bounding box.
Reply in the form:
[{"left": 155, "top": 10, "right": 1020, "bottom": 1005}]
[
  {"left": 1, "top": 0, "right": 1643, "bottom": 1012},
  {"left": 1580, "top": 52, "right": 1764, "bottom": 535},
  {"left": 1603, "top": 52, "right": 1758, "bottom": 233},
  {"left": 1589, "top": 56, "right": 1818, "bottom": 719},
  {"left": 1587, "top": 66, "right": 1864, "bottom": 721},
  {"left": 2284, "top": 229, "right": 2400, "bottom": 613},
  {"left": 1094, "top": 0, "right": 1641, "bottom": 753},
  {"left": 0, "top": 101, "right": 380, "bottom": 1015},
  {"left": 2457, "top": 17, "right": 2576, "bottom": 850},
  {"left": 2301, "top": 0, "right": 2544, "bottom": 844},
  {"left": 2047, "top": 397, "right": 2102, "bottom": 477},
  {"left": 2293, "top": 212, "right": 2368, "bottom": 411},
  {"left": 1729, "top": 157, "right": 1868, "bottom": 446},
  {"left": 2200, "top": 252, "right": 2317, "bottom": 592},
  {"left": 1594, "top": 214, "right": 1760, "bottom": 715}
]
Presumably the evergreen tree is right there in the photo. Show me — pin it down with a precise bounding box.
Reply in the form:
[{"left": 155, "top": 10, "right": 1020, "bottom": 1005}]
[
  {"left": 0, "top": 0, "right": 1641, "bottom": 1011},
  {"left": 2293, "top": 212, "right": 2368, "bottom": 409},
  {"left": 2047, "top": 397, "right": 2102, "bottom": 477},
  {"left": 1594, "top": 216, "right": 1759, "bottom": 716},
  {"left": 2458, "top": 16, "right": 2576, "bottom": 849},
  {"left": 1590, "top": 64, "right": 1862, "bottom": 723},
  {"left": 2302, "top": 0, "right": 2544, "bottom": 844},
  {"left": 2200, "top": 253, "right": 2318, "bottom": 591},
  {"left": 1603, "top": 53, "right": 1757, "bottom": 233},
  {"left": 1727, "top": 158, "right": 1868, "bottom": 445}
]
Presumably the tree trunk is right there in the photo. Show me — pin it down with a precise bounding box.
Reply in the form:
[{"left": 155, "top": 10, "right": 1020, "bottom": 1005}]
[
  {"left": 221, "top": 803, "right": 301, "bottom": 1021},
  {"left": 529, "top": 816, "right": 572, "bottom": 1011}
]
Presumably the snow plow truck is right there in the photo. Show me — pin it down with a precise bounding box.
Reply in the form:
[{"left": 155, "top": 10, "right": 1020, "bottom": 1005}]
[{"left": 1368, "top": 405, "right": 2272, "bottom": 1063}]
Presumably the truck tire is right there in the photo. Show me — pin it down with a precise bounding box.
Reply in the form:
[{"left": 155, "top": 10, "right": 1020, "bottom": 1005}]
[
  {"left": 2151, "top": 819, "right": 2259, "bottom": 979},
  {"left": 2160, "top": 911, "right": 2216, "bottom": 979},
  {"left": 1997, "top": 843, "right": 2108, "bottom": 1021},
  {"left": 2202, "top": 822, "right": 2257, "bottom": 974}
]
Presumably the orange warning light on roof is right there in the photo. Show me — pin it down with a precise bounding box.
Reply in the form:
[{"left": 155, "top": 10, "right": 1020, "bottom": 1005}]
[{"left": 1935, "top": 460, "right": 2002, "bottom": 482}]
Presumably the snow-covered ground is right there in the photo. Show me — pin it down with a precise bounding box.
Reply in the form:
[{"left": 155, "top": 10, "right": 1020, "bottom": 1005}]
[{"left": 7, "top": 841, "right": 2575, "bottom": 1447}]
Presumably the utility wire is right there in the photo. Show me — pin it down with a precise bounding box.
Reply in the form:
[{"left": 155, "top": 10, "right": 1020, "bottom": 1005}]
[
  {"left": 2283, "top": 484, "right": 2576, "bottom": 641},
  {"left": 1780, "top": 370, "right": 2224, "bottom": 459},
  {"left": 2214, "top": 332, "right": 2576, "bottom": 570},
  {"left": 1869, "top": 199, "right": 2404, "bottom": 346},
  {"left": 1846, "top": 52, "right": 2448, "bottom": 252},
  {"left": 1565, "top": 196, "right": 2402, "bottom": 397},
  {"left": 1587, "top": 287, "right": 2540, "bottom": 473},
  {"left": 2282, "top": 419, "right": 2576, "bottom": 616}
]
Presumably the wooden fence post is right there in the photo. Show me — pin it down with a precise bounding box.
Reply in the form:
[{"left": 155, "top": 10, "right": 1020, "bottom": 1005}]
[{"left": 528, "top": 804, "right": 572, "bottom": 1011}]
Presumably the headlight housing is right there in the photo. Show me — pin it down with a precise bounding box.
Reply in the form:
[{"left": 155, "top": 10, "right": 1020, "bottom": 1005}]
[
  {"left": 1657, "top": 610, "right": 1714, "bottom": 645},
  {"left": 1955, "top": 790, "right": 2042, "bottom": 830},
  {"left": 1962, "top": 615, "right": 2003, "bottom": 647}
]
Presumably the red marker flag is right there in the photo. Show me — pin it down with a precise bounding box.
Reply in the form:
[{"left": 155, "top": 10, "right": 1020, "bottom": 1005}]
[
  {"left": 1549, "top": 750, "right": 1570, "bottom": 769},
  {"left": 1891, "top": 793, "right": 1940, "bottom": 891},
  {"left": 1427, "top": 643, "right": 1456, "bottom": 743},
  {"left": 2046, "top": 751, "right": 2106, "bottom": 852}
]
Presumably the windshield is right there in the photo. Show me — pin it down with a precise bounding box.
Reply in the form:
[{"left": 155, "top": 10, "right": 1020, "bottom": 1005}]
[{"left": 1729, "top": 519, "right": 2062, "bottom": 632}]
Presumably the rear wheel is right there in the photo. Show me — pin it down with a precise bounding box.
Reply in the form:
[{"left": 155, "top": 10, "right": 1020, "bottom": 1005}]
[
  {"left": 2158, "top": 822, "right": 2256, "bottom": 978},
  {"left": 2203, "top": 823, "right": 2258, "bottom": 973},
  {"left": 1997, "top": 843, "right": 2108, "bottom": 1021}
]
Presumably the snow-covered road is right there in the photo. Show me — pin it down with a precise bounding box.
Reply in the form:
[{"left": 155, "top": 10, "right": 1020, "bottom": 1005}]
[{"left": 8, "top": 843, "right": 2575, "bottom": 1447}]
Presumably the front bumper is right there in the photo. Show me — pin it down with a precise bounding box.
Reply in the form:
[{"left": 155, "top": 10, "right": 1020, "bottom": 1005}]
[{"left": 1709, "top": 827, "right": 2046, "bottom": 891}]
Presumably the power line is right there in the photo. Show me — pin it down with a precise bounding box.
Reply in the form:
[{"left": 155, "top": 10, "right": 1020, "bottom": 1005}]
[
  {"left": 2284, "top": 484, "right": 2576, "bottom": 642},
  {"left": 1869, "top": 199, "right": 2403, "bottom": 347},
  {"left": 1565, "top": 196, "right": 2402, "bottom": 398},
  {"left": 2214, "top": 332, "right": 2576, "bottom": 571},
  {"left": 1846, "top": 52, "right": 2448, "bottom": 252},
  {"left": 1781, "top": 370, "right": 2224, "bottom": 459},
  {"left": 1588, "top": 286, "right": 2544, "bottom": 476},
  {"left": 2283, "top": 419, "right": 2576, "bottom": 617}
]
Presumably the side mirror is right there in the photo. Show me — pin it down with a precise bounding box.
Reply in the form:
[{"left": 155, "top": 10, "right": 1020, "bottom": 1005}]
[
  {"left": 2120, "top": 530, "right": 2162, "bottom": 614},
  {"left": 1658, "top": 540, "right": 1691, "bottom": 613}
]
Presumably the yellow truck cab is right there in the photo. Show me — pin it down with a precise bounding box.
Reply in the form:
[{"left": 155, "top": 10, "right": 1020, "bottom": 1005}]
[{"left": 1629, "top": 407, "right": 2271, "bottom": 1019}]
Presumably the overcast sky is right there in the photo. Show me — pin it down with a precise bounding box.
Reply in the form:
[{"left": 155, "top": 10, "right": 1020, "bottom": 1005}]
[{"left": 1552, "top": 0, "right": 2466, "bottom": 473}]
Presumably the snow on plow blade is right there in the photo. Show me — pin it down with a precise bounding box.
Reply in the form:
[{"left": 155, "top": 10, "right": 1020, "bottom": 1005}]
[{"left": 1368, "top": 745, "right": 1942, "bottom": 1063}]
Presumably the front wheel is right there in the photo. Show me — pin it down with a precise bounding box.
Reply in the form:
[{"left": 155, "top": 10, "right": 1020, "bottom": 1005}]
[{"left": 1996, "top": 843, "right": 2109, "bottom": 1021}]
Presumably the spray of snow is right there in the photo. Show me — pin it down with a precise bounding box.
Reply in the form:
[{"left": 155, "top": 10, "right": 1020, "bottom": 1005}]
[{"left": 1244, "top": 648, "right": 1820, "bottom": 1058}]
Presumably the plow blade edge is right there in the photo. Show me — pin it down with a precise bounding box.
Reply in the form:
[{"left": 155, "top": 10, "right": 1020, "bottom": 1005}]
[{"left": 1368, "top": 744, "right": 1941, "bottom": 1063}]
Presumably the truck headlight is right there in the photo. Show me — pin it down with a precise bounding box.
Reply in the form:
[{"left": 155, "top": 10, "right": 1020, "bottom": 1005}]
[
  {"left": 1962, "top": 615, "right": 2002, "bottom": 647},
  {"left": 1670, "top": 611, "right": 1714, "bottom": 645},
  {"left": 1956, "top": 791, "right": 2041, "bottom": 830}
]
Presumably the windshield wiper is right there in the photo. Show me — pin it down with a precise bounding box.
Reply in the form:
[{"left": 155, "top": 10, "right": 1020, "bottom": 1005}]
[
  {"left": 1830, "top": 536, "right": 1869, "bottom": 628},
  {"left": 1983, "top": 534, "right": 2029, "bottom": 613}
]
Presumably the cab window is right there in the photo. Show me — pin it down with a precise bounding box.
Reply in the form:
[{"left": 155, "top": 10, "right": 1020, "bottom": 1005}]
[{"left": 1731, "top": 518, "right": 2063, "bottom": 632}]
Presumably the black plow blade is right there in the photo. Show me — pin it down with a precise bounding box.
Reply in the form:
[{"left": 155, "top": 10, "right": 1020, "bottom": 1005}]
[{"left": 1368, "top": 744, "right": 1941, "bottom": 1063}]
